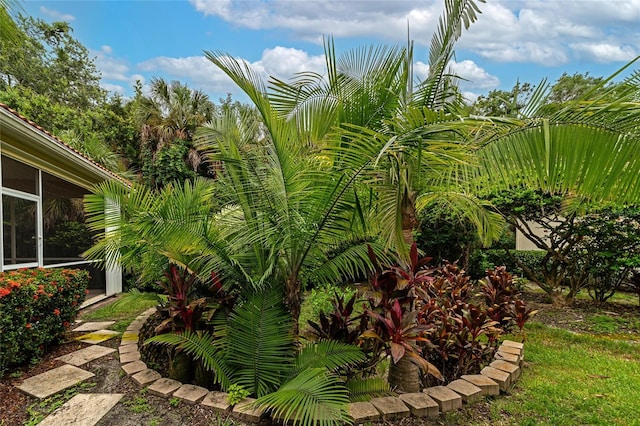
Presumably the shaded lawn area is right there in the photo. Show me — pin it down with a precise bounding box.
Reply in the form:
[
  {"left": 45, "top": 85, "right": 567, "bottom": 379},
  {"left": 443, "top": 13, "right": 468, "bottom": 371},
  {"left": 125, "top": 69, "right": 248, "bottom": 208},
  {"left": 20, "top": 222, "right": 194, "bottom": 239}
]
[{"left": 79, "top": 292, "right": 163, "bottom": 333}]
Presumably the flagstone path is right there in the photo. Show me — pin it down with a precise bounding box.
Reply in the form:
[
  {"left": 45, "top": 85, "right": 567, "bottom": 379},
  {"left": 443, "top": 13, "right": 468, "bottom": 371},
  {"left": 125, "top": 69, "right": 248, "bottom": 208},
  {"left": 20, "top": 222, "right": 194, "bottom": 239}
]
[{"left": 13, "top": 310, "right": 153, "bottom": 425}]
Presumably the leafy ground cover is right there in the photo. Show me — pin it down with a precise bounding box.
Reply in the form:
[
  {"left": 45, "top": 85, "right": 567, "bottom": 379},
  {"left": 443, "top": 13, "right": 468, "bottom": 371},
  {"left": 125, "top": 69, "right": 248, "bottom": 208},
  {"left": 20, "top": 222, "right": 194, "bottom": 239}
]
[{"left": 2, "top": 290, "right": 639, "bottom": 426}]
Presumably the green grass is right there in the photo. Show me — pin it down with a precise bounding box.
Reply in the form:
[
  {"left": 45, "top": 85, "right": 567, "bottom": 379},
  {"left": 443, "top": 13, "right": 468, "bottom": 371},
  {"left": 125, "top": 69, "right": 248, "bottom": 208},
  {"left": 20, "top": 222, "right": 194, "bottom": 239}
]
[
  {"left": 586, "top": 314, "right": 640, "bottom": 334},
  {"left": 79, "top": 291, "right": 163, "bottom": 329},
  {"left": 523, "top": 283, "right": 639, "bottom": 306},
  {"left": 479, "top": 323, "right": 640, "bottom": 425}
]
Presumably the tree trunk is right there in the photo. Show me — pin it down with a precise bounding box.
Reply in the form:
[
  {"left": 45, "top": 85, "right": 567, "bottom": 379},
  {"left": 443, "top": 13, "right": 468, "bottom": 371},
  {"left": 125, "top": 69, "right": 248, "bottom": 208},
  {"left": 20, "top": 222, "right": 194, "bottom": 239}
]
[
  {"left": 285, "top": 276, "right": 301, "bottom": 338},
  {"left": 550, "top": 290, "right": 575, "bottom": 308},
  {"left": 169, "top": 349, "right": 192, "bottom": 383},
  {"left": 388, "top": 357, "right": 421, "bottom": 394},
  {"left": 193, "top": 359, "right": 214, "bottom": 388}
]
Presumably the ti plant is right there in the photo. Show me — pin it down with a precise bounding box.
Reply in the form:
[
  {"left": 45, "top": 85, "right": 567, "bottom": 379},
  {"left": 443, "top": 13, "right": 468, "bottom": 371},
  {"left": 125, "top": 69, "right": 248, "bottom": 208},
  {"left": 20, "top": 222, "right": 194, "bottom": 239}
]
[
  {"left": 481, "top": 266, "right": 520, "bottom": 332},
  {"left": 155, "top": 265, "right": 235, "bottom": 334},
  {"left": 512, "top": 299, "right": 538, "bottom": 334},
  {"left": 363, "top": 300, "right": 442, "bottom": 380},
  {"left": 155, "top": 264, "right": 206, "bottom": 333}
]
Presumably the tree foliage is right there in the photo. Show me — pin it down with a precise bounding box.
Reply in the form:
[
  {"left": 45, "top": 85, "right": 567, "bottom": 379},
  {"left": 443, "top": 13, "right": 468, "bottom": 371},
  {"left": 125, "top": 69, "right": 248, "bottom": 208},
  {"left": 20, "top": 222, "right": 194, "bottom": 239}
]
[{"left": 0, "top": 15, "right": 105, "bottom": 107}]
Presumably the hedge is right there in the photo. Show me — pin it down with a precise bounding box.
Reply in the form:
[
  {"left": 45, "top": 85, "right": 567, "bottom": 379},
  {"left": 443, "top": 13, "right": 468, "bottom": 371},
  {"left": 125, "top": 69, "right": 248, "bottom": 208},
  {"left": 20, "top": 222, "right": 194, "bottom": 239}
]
[
  {"left": 469, "top": 249, "right": 546, "bottom": 280},
  {"left": 0, "top": 268, "right": 89, "bottom": 375}
]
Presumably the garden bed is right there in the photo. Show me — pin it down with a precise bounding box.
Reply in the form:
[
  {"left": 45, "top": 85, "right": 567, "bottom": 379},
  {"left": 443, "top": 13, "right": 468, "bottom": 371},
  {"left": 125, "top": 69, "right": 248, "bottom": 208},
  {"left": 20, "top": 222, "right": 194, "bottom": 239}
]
[{"left": 2, "top": 289, "right": 638, "bottom": 425}]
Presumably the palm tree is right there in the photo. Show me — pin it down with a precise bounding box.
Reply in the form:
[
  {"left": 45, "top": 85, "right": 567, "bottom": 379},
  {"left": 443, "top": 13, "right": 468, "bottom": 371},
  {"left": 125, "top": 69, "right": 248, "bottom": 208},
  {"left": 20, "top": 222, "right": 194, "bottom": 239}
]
[
  {"left": 132, "top": 77, "right": 215, "bottom": 185},
  {"left": 192, "top": 72, "right": 389, "bottom": 333},
  {"left": 265, "top": 0, "right": 498, "bottom": 259}
]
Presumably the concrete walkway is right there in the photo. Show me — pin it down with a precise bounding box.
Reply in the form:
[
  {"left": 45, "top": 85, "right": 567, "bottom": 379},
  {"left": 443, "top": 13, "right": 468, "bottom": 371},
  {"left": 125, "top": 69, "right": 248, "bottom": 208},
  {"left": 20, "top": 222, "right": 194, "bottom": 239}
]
[{"left": 15, "top": 319, "right": 128, "bottom": 425}]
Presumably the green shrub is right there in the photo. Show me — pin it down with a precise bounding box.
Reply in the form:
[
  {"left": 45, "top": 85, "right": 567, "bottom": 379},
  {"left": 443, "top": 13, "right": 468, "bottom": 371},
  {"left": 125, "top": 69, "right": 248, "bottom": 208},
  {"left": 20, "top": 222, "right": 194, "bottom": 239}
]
[
  {"left": 0, "top": 268, "right": 89, "bottom": 375},
  {"left": 299, "top": 283, "right": 357, "bottom": 329},
  {"left": 226, "top": 384, "right": 250, "bottom": 406},
  {"left": 469, "top": 249, "right": 545, "bottom": 280}
]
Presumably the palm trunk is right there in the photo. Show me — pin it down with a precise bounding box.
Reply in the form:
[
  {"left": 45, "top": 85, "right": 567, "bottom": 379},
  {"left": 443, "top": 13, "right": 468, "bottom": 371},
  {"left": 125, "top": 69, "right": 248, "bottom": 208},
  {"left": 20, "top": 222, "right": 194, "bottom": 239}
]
[
  {"left": 169, "top": 348, "right": 192, "bottom": 383},
  {"left": 285, "top": 276, "right": 301, "bottom": 337},
  {"left": 388, "top": 356, "right": 421, "bottom": 393},
  {"left": 401, "top": 194, "right": 418, "bottom": 247}
]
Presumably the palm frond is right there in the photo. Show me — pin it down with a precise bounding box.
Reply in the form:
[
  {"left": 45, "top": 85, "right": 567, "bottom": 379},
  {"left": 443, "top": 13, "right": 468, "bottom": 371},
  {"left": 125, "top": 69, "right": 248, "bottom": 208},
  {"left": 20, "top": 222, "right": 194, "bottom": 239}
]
[
  {"left": 145, "top": 329, "right": 231, "bottom": 388},
  {"left": 307, "top": 240, "right": 386, "bottom": 288},
  {"left": 345, "top": 377, "right": 393, "bottom": 402},
  {"left": 293, "top": 341, "right": 366, "bottom": 376},
  {"left": 226, "top": 289, "right": 294, "bottom": 397},
  {"left": 415, "top": 0, "right": 485, "bottom": 109},
  {"left": 474, "top": 122, "right": 640, "bottom": 205},
  {"left": 253, "top": 368, "right": 352, "bottom": 426}
]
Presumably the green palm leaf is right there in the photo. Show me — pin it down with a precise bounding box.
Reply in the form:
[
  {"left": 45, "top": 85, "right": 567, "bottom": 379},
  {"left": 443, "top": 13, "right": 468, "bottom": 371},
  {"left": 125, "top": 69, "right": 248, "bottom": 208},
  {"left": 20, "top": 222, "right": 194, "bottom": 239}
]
[
  {"left": 293, "top": 341, "right": 366, "bottom": 376},
  {"left": 254, "top": 368, "right": 352, "bottom": 426},
  {"left": 346, "top": 377, "right": 393, "bottom": 402},
  {"left": 475, "top": 122, "right": 640, "bottom": 204},
  {"left": 145, "top": 329, "right": 230, "bottom": 389},
  {"left": 226, "top": 290, "right": 294, "bottom": 397}
]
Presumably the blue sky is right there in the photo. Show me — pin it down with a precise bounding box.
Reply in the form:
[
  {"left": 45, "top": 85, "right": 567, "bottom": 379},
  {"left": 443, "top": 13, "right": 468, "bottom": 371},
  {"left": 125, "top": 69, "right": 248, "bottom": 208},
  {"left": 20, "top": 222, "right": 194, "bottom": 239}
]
[{"left": 22, "top": 0, "right": 640, "bottom": 103}]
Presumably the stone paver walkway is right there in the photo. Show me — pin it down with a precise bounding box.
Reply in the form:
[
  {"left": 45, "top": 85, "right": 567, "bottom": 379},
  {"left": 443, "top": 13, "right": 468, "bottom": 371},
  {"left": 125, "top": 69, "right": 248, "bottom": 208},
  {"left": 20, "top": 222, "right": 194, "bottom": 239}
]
[
  {"left": 76, "top": 329, "right": 120, "bottom": 344},
  {"left": 14, "top": 321, "right": 123, "bottom": 425},
  {"left": 38, "top": 393, "right": 124, "bottom": 426},
  {"left": 72, "top": 321, "right": 115, "bottom": 332},
  {"left": 17, "top": 364, "right": 95, "bottom": 399},
  {"left": 56, "top": 345, "right": 116, "bottom": 366}
]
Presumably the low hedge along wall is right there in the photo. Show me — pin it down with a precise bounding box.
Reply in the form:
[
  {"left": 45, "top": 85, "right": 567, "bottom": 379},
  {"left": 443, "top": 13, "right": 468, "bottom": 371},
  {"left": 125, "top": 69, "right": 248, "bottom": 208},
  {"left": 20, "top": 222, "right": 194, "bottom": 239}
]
[
  {"left": 469, "top": 249, "right": 546, "bottom": 280},
  {"left": 0, "top": 268, "right": 89, "bottom": 375}
]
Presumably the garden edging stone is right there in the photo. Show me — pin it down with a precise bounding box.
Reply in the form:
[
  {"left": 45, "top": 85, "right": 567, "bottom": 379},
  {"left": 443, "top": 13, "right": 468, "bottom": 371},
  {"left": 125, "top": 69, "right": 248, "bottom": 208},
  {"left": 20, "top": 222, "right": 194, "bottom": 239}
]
[{"left": 125, "top": 309, "right": 528, "bottom": 424}]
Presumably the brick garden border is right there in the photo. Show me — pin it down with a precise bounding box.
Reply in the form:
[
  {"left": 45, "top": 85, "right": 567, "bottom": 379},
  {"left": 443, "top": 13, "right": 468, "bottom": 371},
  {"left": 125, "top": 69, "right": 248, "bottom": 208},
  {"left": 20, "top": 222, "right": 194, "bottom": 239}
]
[{"left": 119, "top": 308, "right": 525, "bottom": 423}]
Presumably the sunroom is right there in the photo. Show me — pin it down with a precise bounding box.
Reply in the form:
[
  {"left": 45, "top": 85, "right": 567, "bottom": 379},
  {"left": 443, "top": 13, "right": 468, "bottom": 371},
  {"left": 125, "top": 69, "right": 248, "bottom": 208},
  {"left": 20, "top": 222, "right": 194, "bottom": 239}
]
[{"left": 0, "top": 103, "right": 124, "bottom": 306}]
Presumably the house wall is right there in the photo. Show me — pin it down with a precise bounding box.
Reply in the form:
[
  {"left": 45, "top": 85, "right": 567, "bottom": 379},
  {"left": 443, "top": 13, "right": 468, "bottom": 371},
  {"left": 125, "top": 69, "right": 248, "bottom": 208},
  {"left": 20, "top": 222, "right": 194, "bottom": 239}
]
[
  {"left": 515, "top": 221, "right": 547, "bottom": 251},
  {"left": 0, "top": 105, "right": 124, "bottom": 301}
]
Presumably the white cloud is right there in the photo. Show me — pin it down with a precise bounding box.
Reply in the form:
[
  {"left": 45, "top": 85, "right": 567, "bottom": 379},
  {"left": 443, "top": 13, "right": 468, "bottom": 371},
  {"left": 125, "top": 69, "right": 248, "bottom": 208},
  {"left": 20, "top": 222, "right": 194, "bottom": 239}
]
[
  {"left": 460, "top": 0, "right": 639, "bottom": 65},
  {"left": 413, "top": 60, "right": 499, "bottom": 91},
  {"left": 569, "top": 43, "right": 637, "bottom": 63},
  {"left": 190, "top": 0, "right": 442, "bottom": 44},
  {"left": 461, "top": 91, "right": 480, "bottom": 104},
  {"left": 448, "top": 60, "right": 500, "bottom": 90},
  {"left": 137, "top": 56, "right": 236, "bottom": 95},
  {"left": 90, "top": 47, "right": 144, "bottom": 95},
  {"left": 255, "top": 47, "right": 326, "bottom": 78},
  {"left": 39, "top": 6, "right": 75, "bottom": 22},
  {"left": 189, "top": 0, "right": 639, "bottom": 67},
  {"left": 100, "top": 82, "right": 126, "bottom": 95},
  {"left": 137, "top": 47, "right": 326, "bottom": 97}
]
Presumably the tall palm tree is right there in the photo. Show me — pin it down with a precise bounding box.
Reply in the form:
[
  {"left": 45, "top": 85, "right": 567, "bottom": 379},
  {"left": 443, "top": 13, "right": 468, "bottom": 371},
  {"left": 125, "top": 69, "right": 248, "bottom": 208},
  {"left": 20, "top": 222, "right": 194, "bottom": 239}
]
[{"left": 133, "top": 77, "right": 215, "bottom": 179}]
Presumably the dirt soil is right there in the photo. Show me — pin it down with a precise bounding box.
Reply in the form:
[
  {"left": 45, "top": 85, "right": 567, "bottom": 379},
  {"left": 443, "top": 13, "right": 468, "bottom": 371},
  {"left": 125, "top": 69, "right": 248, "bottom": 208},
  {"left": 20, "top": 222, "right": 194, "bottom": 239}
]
[{"left": 2, "top": 291, "right": 638, "bottom": 426}]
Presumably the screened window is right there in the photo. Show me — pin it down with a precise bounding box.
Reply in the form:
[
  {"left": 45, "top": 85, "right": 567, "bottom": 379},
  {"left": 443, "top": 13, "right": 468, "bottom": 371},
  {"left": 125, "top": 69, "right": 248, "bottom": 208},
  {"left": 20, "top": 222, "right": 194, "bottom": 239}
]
[
  {"left": 42, "top": 172, "right": 93, "bottom": 265},
  {"left": 2, "top": 194, "right": 38, "bottom": 266},
  {"left": 1, "top": 156, "right": 39, "bottom": 194}
]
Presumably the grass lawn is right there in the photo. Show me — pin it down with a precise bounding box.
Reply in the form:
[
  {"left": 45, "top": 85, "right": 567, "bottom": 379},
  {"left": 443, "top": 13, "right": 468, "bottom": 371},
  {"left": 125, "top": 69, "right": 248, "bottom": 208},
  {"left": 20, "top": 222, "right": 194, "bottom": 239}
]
[
  {"left": 446, "top": 322, "right": 640, "bottom": 426},
  {"left": 79, "top": 291, "right": 163, "bottom": 332}
]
